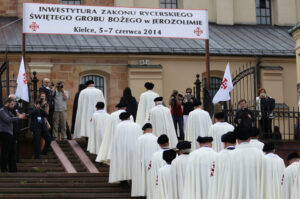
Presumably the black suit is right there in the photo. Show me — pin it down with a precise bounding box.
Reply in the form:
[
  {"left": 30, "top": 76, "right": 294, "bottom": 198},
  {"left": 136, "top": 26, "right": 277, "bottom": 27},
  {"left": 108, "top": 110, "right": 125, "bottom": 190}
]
[
  {"left": 28, "top": 107, "right": 51, "bottom": 159},
  {"left": 234, "top": 108, "right": 255, "bottom": 128}
]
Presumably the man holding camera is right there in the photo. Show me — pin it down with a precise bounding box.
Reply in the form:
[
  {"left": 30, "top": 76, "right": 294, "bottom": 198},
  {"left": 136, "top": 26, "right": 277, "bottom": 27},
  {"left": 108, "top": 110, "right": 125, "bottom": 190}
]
[{"left": 53, "top": 81, "right": 69, "bottom": 140}]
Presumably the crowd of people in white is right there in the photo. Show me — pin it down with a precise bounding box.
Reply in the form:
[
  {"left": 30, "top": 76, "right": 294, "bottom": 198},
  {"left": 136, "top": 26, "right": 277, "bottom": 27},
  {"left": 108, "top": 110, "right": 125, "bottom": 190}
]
[{"left": 73, "top": 80, "right": 300, "bottom": 199}]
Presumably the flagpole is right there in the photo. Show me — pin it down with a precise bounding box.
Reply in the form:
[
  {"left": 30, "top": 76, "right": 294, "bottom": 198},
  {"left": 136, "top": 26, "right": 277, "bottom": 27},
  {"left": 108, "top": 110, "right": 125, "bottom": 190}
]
[
  {"left": 205, "top": 39, "right": 210, "bottom": 89},
  {"left": 22, "top": 33, "right": 26, "bottom": 65}
]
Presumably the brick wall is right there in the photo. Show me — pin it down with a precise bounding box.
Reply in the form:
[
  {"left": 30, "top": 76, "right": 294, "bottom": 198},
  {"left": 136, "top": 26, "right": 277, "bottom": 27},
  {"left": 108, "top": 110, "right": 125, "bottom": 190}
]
[
  {"left": 83, "top": 0, "right": 114, "bottom": 6},
  {"left": 0, "top": 0, "right": 18, "bottom": 16}
]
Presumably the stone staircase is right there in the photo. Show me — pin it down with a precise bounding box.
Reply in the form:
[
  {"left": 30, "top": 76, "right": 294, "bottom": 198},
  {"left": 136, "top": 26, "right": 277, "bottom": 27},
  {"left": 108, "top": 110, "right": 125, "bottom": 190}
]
[{"left": 0, "top": 140, "right": 137, "bottom": 199}]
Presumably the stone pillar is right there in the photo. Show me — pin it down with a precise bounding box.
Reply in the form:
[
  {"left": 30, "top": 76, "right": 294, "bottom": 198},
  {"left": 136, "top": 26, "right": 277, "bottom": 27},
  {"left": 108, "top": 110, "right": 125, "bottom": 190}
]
[{"left": 290, "top": 23, "right": 300, "bottom": 106}]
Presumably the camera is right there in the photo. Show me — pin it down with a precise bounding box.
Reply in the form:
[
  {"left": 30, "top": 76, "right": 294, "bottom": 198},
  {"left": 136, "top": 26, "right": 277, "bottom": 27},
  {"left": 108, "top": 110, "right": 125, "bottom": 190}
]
[{"left": 56, "top": 81, "right": 64, "bottom": 89}]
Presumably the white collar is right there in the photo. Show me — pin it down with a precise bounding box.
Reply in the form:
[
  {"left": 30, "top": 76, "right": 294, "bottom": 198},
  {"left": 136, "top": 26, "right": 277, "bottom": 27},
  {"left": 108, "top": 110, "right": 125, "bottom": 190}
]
[{"left": 96, "top": 110, "right": 105, "bottom": 113}]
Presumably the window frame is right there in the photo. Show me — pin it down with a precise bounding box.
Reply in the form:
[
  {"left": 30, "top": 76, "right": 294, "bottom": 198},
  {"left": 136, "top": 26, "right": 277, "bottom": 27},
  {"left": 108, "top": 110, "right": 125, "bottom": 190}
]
[
  {"left": 203, "top": 77, "right": 223, "bottom": 98},
  {"left": 61, "top": 0, "right": 81, "bottom": 5},
  {"left": 256, "top": 0, "right": 272, "bottom": 25},
  {"left": 80, "top": 74, "right": 106, "bottom": 98},
  {"left": 160, "top": 0, "right": 178, "bottom": 9}
]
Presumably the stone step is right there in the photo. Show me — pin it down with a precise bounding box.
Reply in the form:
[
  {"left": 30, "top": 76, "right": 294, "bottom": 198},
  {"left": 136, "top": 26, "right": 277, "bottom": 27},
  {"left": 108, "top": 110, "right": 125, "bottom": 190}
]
[
  {"left": 0, "top": 183, "right": 122, "bottom": 188},
  {"left": 16, "top": 167, "right": 65, "bottom": 172},
  {"left": 0, "top": 193, "right": 134, "bottom": 199},
  {"left": 18, "top": 159, "right": 59, "bottom": 163},
  {"left": 0, "top": 177, "right": 109, "bottom": 183},
  {"left": 0, "top": 188, "right": 131, "bottom": 193}
]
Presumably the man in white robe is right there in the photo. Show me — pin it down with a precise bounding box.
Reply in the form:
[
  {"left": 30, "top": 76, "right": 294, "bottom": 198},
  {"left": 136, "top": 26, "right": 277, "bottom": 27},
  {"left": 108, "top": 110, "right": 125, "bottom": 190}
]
[
  {"left": 147, "top": 134, "right": 170, "bottom": 199},
  {"left": 136, "top": 82, "right": 159, "bottom": 127},
  {"left": 169, "top": 141, "right": 191, "bottom": 199},
  {"left": 109, "top": 112, "right": 142, "bottom": 184},
  {"left": 149, "top": 97, "right": 178, "bottom": 148},
  {"left": 157, "top": 149, "right": 177, "bottom": 199},
  {"left": 209, "top": 131, "right": 236, "bottom": 199},
  {"left": 87, "top": 102, "right": 109, "bottom": 154},
  {"left": 221, "top": 127, "right": 265, "bottom": 199},
  {"left": 131, "top": 123, "right": 159, "bottom": 197},
  {"left": 281, "top": 152, "right": 300, "bottom": 199},
  {"left": 183, "top": 136, "right": 217, "bottom": 199},
  {"left": 209, "top": 112, "right": 234, "bottom": 152},
  {"left": 185, "top": 99, "right": 212, "bottom": 151},
  {"left": 74, "top": 80, "right": 105, "bottom": 139},
  {"left": 96, "top": 103, "right": 127, "bottom": 163},
  {"left": 262, "top": 142, "right": 285, "bottom": 199},
  {"left": 250, "top": 127, "right": 264, "bottom": 150}
]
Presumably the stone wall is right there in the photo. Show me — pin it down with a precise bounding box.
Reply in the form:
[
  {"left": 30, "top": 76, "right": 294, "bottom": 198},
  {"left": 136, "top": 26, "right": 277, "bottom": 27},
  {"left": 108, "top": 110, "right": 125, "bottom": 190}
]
[{"left": 0, "top": 0, "right": 18, "bottom": 16}]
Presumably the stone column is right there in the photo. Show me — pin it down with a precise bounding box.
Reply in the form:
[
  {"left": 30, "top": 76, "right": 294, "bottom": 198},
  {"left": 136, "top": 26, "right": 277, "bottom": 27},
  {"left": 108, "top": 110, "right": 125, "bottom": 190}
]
[{"left": 289, "top": 23, "right": 300, "bottom": 107}]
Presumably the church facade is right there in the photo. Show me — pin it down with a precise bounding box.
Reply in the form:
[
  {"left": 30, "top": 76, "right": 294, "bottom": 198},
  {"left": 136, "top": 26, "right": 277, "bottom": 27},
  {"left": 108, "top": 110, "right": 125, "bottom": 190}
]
[{"left": 0, "top": 0, "right": 299, "bottom": 128}]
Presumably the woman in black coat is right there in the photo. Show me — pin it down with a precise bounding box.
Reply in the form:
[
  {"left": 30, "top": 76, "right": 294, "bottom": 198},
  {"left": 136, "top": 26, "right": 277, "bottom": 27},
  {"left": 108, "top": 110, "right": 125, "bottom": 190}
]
[{"left": 120, "top": 87, "right": 138, "bottom": 121}]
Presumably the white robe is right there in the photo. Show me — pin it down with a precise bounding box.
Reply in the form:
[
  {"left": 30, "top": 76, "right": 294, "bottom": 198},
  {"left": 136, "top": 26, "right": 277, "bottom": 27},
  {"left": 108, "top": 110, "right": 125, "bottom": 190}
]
[
  {"left": 131, "top": 133, "right": 159, "bottom": 197},
  {"left": 109, "top": 120, "right": 142, "bottom": 183},
  {"left": 292, "top": 164, "right": 300, "bottom": 199},
  {"left": 96, "top": 109, "right": 127, "bottom": 163},
  {"left": 221, "top": 142, "right": 265, "bottom": 199},
  {"left": 250, "top": 139, "right": 264, "bottom": 150},
  {"left": 209, "top": 122, "right": 234, "bottom": 152},
  {"left": 263, "top": 153, "right": 285, "bottom": 199},
  {"left": 149, "top": 104, "right": 178, "bottom": 148},
  {"left": 281, "top": 161, "right": 300, "bottom": 199},
  {"left": 183, "top": 147, "right": 217, "bottom": 199},
  {"left": 147, "top": 148, "right": 169, "bottom": 199},
  {"left": 87, "top": 110, "right": 110, "bottom": 155},
  {"left": 209, "top": 147, "right": 235, "bottom": 199},
  {"left": 74, "top": 87, "right": 105, "bottom": 138},
  {"left": 157, "top": 164, "right": 172, "bottom": 199},
  {"left": 136, "top": 90, "right": 159, "bottom": 127},
  {"left": 169, "top": 154, "right": 189, "bottom": 199},
  {"left": 185, "top": 108, "right": 212, "bottom": 151}
]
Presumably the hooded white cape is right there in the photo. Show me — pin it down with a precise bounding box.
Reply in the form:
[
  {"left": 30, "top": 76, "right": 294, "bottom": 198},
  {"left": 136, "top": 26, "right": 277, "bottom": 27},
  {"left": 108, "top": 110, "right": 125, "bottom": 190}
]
[
  {"left": 74, "top": 87, "right": 105, "bottom": 138},
  {"left": 250, "top": 139, "right": 264, "bottom": 150},
  {"left": 209, "top": 122, "right": 234, "bottom": 152},
  {"left": 185, "top": 108, "right": 212, "bottom": 151},
  {"left": 221, "top": 142, "right": 265, "bottom": 199},
  {"left": 262, "top": 153, "right": 285, "bottom": 199},
  {"left": 131, "top": 133, "right": 159, "bottom": 197},
  {"left": 109, "top": 120, "right": 142, "bottom": 183},
  {"left": 147, "top": 148, "right": 169, "bottom": 199},
  {"left": 281, "top": 161, "right": 299, "bottom": 199},
  {"left": 149, "top": 105, "right": 178, "bottom": 148},
  {"left": 87, "top": 110, "right": 110, "bottom": 154},
  {"left": 157, "top": 164, "right": 172, "bottom": 199},
  {"left": 136, "top": 90, "right": 159, "bottom": 127},
  {"left": 208, "top": 147, "right": 235, "bottom": 199},
  {"left": 169, "top": 154, "right": 189, "bottom": 199},
  {"left": 183, "top": 147, "right": 217, "bottom": 199},
  {"left": 96, "top": 109, "right": 127, "bottom": 163}
]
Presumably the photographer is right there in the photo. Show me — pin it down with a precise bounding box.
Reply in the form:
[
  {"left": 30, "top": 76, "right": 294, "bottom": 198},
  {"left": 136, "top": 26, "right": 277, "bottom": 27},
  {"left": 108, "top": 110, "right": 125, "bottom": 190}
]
[
  {"left": 256, "top": 88, "right": 275, "bottom": 139},
  {"left": 0, "top": 98, "right": 26, "bottom": 172},
  {"left": 53, "top": 81, "right": 69, "bottom": 140},
  {"left": 169, "top": 90, "right": 184, "bottom": 140},
  {"left": 28, "top": 100, "right": 52, "bottom": 159},
  {"left": 183, "top": 88, "right": 195, "bottom": 129}
]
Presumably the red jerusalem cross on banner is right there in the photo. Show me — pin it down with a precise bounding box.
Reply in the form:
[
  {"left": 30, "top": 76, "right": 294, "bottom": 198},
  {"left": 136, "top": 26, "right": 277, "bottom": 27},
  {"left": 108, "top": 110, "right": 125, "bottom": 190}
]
[
  {"left": 220, "top": 78, "right": 228, "bottom": 89},
  {"left": 194, "top": 27, "right": 203, "bottom": 37},
  {"left": 29, "top": 22, "right": 39, "bottom": 31}
]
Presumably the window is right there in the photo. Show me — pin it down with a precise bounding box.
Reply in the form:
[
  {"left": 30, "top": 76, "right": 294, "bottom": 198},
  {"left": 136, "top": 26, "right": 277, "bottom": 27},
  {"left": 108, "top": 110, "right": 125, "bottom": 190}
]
[
  {"left": 81, "top": 75, "right": 105, "bottom": 96},
  {"left": 203, "top": 77, "right": 222, "bottom": 98},
  {"left": 160, "top": 0, "right": 177, "bottom": 9},
  {"left": 62, "top": 0, "right": 81, "bottom": 5},
  {"left": 256, "top": 0, "right": 271, "bottom": 25}
]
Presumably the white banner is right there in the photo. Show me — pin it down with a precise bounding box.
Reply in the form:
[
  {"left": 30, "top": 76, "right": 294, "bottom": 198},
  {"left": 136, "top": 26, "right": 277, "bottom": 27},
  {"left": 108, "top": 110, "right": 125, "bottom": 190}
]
[{"left": 23, "top": 3, "right": 209, "bottom": 39}]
